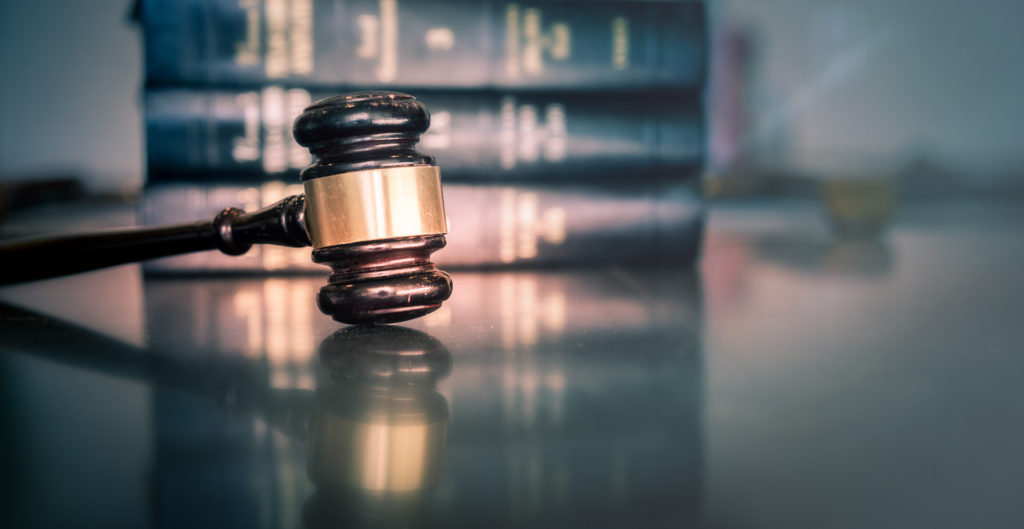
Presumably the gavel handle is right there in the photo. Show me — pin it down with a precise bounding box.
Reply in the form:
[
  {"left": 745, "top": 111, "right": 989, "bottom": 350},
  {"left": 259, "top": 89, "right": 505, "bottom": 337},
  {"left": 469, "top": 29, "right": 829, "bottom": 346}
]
[{"left": 0, "top": 195, "right": 310, "bottom": 285}]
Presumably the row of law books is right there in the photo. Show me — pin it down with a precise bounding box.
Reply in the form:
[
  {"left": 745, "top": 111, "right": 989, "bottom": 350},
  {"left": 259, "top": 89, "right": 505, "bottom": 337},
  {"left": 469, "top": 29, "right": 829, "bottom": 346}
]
[{"left": 138, "top": 0, "right": 708, "bottom": 271}]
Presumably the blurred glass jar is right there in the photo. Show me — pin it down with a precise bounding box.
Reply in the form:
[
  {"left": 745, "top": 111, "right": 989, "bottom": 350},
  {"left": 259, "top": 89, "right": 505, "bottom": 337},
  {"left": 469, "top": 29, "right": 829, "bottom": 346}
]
[{"left": 822, "top": 176, "right": 896, "bottom": 238}]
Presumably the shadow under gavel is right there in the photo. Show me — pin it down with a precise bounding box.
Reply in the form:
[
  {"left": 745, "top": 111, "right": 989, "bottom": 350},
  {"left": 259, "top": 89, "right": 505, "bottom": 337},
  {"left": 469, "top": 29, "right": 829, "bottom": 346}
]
[{"left": 0, "top": 92, "right": 452, "bottom": 325}]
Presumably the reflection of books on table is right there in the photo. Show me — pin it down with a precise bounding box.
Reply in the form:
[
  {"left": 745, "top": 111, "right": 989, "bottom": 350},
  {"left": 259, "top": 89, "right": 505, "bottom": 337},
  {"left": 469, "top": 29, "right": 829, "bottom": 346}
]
[
  {"left": 143, "top": 269, "right": 702, "bottom": 364},
  {"left": 141, "top": 267, "right": 703, "bottom": 525}
]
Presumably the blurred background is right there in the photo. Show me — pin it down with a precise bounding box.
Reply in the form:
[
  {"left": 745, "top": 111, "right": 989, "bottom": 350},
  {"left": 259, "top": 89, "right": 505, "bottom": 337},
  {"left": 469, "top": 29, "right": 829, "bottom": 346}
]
[
  {"left": 3, "top": 2, "right": 1024, "bottom": 528},
  {"left": 0, "top": 0, "right": 143, "bottom": 196},
  {"left": 708, "top": 0, "right": 1024, "bottom": 199},
  {"left": 3, "top": 0, "right": 1024, "bottom": 200}
]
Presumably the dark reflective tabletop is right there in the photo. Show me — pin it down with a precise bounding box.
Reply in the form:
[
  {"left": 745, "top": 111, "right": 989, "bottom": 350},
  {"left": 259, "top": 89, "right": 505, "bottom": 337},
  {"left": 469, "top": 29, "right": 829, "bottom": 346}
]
[{"left": 2, "top": 201, "right": 1023, "bottom": 528}]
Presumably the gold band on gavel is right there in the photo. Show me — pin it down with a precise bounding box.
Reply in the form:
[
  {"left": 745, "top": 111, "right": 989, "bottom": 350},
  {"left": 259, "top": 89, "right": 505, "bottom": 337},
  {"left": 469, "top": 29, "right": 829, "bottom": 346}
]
[{"left": 303, "top": 166, "right": 448, "bottom": 249}]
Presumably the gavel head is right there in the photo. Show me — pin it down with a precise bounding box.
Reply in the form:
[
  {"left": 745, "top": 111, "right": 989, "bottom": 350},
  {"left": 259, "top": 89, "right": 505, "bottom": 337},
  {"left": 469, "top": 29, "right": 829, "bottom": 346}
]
[{"left": 293, "top": 92, "right": 452, "bottom": 325}]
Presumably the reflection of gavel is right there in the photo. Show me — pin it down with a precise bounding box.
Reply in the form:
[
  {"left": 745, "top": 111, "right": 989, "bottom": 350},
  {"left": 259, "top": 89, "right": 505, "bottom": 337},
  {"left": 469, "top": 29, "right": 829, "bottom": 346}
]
[
  {"left": 305, "top": 325, "right": 451, "bottom": 528},
  {"left": 3, "top": 302, "right": 452, "bottom": 527},
  {"left": 0, "top": 92, "right": 452, "bottom": 325}
]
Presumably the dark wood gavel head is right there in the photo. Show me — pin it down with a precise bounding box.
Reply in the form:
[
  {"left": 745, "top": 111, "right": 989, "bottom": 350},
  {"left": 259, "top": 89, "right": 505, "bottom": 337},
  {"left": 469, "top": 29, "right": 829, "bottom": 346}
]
[{"left": 293, "top": 92, "right": 452, "bottom": 326}]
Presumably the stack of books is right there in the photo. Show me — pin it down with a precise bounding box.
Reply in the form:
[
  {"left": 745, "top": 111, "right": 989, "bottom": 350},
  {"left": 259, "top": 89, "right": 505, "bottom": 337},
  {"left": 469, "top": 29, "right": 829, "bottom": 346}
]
[{"left": 139, "top": 0, "right": 707, "bottom": 271}]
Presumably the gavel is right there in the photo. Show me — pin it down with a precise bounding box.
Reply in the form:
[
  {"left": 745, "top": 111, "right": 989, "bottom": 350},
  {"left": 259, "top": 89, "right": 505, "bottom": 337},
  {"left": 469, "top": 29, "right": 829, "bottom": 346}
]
[{"left": 0, "top": 92, "right": 452, "bottom": 325}]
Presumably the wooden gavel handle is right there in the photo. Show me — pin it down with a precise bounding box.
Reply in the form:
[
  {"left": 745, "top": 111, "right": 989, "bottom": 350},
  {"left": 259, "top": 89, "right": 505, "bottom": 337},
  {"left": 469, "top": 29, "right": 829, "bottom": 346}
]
[{"left": 0, "top": 195, "right": 310, "bottom": 285}]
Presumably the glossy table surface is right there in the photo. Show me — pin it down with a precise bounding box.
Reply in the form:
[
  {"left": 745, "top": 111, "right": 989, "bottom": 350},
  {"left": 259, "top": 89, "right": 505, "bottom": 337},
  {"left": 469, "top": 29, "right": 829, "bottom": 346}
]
[{"left": 1, "top": 200, "right": 1022, "bottom": 529}]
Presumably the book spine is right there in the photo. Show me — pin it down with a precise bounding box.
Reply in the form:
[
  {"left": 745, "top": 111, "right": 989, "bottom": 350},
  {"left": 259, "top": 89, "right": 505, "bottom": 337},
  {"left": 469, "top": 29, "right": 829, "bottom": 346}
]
[
  {"left": 145, "top": 87, "right": 704, "bottom": 183},
  {"left": 140, "top": 180, "right": 703, "bottom": 270},
  {"left": 142, "top": 0, "right": 706, "bottom": 91}
]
